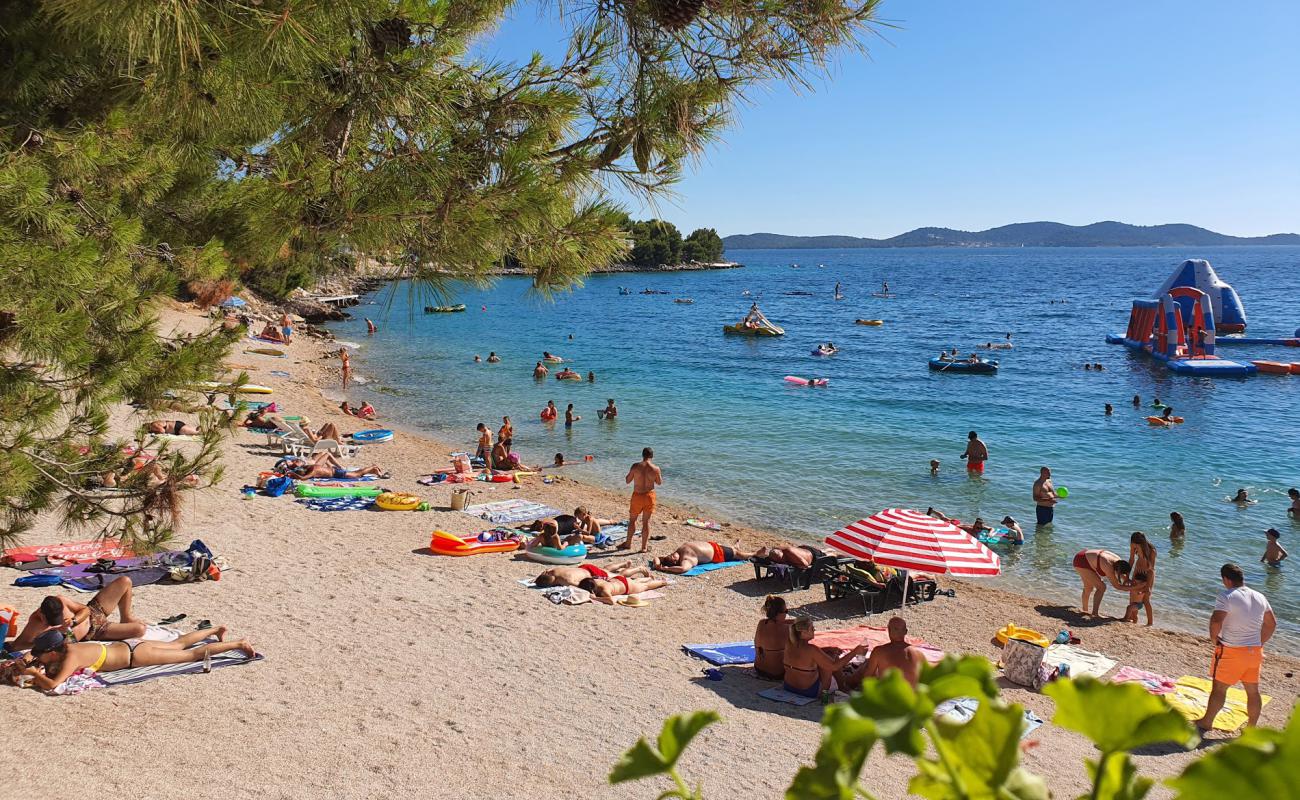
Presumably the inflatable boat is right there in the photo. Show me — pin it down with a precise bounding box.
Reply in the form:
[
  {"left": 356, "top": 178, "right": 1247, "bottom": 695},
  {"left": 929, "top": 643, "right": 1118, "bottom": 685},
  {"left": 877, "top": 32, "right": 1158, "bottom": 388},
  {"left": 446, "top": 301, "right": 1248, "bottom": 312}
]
[{"left": 928, "top": 357, "right": 999, "bottom": 375}]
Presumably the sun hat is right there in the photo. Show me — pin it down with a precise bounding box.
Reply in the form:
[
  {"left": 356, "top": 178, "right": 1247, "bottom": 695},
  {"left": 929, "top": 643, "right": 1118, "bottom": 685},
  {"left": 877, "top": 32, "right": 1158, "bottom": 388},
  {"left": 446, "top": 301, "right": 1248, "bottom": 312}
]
[{"left": 31, "top": 630, "right": 67, "bottom": 655}]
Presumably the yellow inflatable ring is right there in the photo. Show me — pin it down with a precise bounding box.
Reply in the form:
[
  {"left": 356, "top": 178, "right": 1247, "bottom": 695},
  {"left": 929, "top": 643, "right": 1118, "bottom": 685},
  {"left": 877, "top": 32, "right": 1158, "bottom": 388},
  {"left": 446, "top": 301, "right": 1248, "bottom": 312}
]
[
  {"left": 995, "top": 623, "right": 1050, "bottom": 648},
  {"left": 376, "top": 491, "right": 426, "bottom": 511}
]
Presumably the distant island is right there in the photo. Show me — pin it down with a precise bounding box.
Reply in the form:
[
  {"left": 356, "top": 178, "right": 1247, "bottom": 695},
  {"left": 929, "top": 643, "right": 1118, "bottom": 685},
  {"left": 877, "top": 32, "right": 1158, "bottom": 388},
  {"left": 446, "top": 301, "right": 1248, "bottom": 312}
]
[{"left": 723, "top": 221, "right": 1300, "bottom": 250}]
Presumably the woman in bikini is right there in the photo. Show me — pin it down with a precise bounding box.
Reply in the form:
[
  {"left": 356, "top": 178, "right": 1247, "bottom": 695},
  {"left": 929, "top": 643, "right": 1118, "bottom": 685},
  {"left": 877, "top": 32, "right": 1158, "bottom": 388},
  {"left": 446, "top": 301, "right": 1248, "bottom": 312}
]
[
  {"left": 10, "top": 628, "right": 255, "bottom": 690},
  {"left": 146, "top": 420, "right": 200, "bottom": 436},
  {"left": 782, "top": 618, "right": 867, "bottom": 699},
  {"left": 576, "top": 574, "right": 667, "bottom": 599},
  {"left": 1071, "top": 549, "right": 1132, "bottom": 616},
  {"left": 754, "top": 596, "right": 792, "bottom": 680},
  {"left": 1128, "top": 532, "right": 1157, "bottom": 625},
  {"left": 532, "top": 560, "right": 649, "bottom": 588}
]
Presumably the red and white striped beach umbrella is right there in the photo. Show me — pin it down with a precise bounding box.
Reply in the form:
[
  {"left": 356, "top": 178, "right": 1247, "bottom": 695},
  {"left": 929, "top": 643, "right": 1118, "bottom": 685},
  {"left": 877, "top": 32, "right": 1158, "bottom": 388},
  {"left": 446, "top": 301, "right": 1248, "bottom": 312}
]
[{"left": 825, "top": 508, "right": 1001, "bottom": 576}]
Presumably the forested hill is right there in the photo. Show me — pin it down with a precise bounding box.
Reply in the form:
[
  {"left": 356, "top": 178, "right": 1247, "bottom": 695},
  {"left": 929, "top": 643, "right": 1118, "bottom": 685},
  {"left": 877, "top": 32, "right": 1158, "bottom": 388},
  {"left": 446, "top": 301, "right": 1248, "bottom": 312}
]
[{"left": 723, "top": 222, "right": 1300, "bottom": 249}]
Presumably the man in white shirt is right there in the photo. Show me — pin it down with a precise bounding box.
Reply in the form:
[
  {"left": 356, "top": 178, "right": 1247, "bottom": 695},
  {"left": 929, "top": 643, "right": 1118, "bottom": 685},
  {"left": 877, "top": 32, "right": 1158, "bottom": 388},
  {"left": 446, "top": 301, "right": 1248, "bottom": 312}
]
[{"left": 1195, "top": 563, "right": 1275, "bottom": 731}]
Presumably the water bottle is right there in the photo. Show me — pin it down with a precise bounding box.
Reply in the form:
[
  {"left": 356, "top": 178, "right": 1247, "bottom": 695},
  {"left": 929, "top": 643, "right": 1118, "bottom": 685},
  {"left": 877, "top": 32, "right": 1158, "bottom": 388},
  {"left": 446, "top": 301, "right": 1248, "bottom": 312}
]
[{"left": 1055, "top": 630, "right": 1070, "bottom": 644}]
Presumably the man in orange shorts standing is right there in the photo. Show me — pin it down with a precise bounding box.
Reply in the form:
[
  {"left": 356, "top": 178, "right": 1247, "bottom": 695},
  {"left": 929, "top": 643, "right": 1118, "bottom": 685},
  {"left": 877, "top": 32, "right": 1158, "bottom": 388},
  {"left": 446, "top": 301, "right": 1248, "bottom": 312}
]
[
  {"left": 960, "top": 430, "right": 987, "bottom": 474},
  {"left": 623, "top": 447, "right": 662, "bottom": 553},
  {"left": 1196, "top": 563, "right": 1275, "bottom": 731}
]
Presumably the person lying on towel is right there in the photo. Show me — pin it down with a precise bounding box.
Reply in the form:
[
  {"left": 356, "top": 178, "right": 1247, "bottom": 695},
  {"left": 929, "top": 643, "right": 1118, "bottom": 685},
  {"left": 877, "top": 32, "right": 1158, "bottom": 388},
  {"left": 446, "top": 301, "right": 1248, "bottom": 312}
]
[
  {"left": 533, "top": 560, "right": 650, "bottom": 588},
  {"left": 577, "top": 575, "right": 668, "bottom": 599},
  {"left": 652, "top": 541, "right": 756, "bottom": 574},
  {"left": 5, "top": 628, "right": 255, "bottom": 690}
]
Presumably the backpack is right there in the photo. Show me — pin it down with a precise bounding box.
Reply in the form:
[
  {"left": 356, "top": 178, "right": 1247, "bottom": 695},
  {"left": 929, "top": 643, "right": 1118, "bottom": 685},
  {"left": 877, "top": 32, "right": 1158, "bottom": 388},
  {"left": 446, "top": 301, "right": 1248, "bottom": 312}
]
[{"left": 262, "top": 476, "right": 295, "bottom": 497}]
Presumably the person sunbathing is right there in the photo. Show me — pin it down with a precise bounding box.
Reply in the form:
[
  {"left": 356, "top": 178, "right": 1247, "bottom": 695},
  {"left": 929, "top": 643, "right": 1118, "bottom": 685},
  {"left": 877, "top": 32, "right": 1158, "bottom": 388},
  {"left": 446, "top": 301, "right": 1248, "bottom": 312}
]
[
  {"left": 576, "top": 574, "right": 668, "bottom": 599},
  {"left": 10, "top": 577, "right": 145, "bottom": 649},
  {"left": 296, "top": 418, "right": 342, "bottom": 445},
  {"left": 652, "top": 541, "right": 756, "bottom": 574},
  {"left": 10, "top": 627, "right": 254, "bottom": 690},
  {"left": 752, "top": 544, "right": 827, "bottom": 571},
  {"left": 754, "top": 595, "right": 792, "bottom": 680},
  {"left": 839, "top": 616, "right": 925, "bottom": 690},
  {"left": 100, "top": 453, "right": 198, "bottom": 489},
  {"left": 258, "top": 322, "right": 287, "bottom": 342},
  {"left": 285, "top": 451, "right": 389, "bottom": 480},
  {"left": 146, "top": 420, "right": 200, "bottom": 436},
  {"left": 533, "top": 560, "right": 650, "bottom": 588},
  {"left": 782, "top": 617, "right": 867, "bottom": 699}
]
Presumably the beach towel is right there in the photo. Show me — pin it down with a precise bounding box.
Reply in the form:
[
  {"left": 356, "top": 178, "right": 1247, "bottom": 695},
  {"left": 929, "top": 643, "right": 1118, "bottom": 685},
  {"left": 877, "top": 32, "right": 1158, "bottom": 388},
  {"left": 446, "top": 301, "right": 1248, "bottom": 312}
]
[
  {"left": 594, "top": 590, "right": 665, "bottom": 606},
  {"left": 95, "top": 649, "right": 263, "bottom": 688},
  {"left": 1165, "top": 675, "right": 1270, "bottom": 731},
  {"left": 1043, "top": 644, "right": 1117, "bottom": 679},
  {"left": 28, "top": 558, "right": 171, "bottom": 592},
  {"left": 934, "top": 698, "right": 1044, "bottom": 739},
  {"left": 758, "top": 686, "right": 825, "bottom": 706},
  {"left": 2, "top": 539, "right": 135, "bottom": 568},
  {"left": 296, "top": 497, "right": 376, "bottom": 512},
  {"left": 541, "top": 587, "right": 591, "bottom": 605},
  {"left": 683, "top": 642, "right": 756, "bottom": 666},
  {"left": 463, "top": 499, "right": 560, "bottom": 524},
  {"left": 680, "top": 560, "right": 747, "bottom": 577},
  {"left": 1110, "top": 666, "right": 1176, "bottom": 695},
  {"left": 810, "top": 624, "right": 946, "bottom": 665},
  {"left": 150, "top": 433, "right": 200, "bottom": 442}
]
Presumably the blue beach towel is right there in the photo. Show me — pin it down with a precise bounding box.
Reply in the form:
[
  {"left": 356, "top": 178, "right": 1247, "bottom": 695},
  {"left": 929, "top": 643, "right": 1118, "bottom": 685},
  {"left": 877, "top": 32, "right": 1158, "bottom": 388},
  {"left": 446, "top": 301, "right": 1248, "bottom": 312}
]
[
  {"left": 683, "top": 642, "right": 756, "bottom": 666},
  {"left": 296, "top": 497, "right": 376, "bottom": 512},
  {"left": 681, "top": 560, "right": 747, "bottom": 577}
]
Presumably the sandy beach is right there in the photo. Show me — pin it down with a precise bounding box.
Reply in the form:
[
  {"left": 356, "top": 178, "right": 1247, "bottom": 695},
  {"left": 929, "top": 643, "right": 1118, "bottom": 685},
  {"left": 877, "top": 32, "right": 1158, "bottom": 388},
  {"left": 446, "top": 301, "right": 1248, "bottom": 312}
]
[{"left": 3, "top": 303, "right": 1296, "bottom": 800}]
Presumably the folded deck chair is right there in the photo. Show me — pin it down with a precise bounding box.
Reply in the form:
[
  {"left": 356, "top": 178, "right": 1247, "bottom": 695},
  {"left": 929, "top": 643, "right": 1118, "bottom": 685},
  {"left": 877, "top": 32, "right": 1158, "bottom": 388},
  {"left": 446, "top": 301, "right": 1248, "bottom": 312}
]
[{"left": 291, "top": 438, "right": 361, "bottom": 459}]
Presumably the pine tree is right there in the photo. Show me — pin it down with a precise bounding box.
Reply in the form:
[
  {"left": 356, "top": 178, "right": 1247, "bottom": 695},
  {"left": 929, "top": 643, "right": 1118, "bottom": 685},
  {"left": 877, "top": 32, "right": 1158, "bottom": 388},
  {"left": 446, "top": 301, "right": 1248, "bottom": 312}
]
[{"left": 0, "top": 0, "right": 883, "bottom": 548}]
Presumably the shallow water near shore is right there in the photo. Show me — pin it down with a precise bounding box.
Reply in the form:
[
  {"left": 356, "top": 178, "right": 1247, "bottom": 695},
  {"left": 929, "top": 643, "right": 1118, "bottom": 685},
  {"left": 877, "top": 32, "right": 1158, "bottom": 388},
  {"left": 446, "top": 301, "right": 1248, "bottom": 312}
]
[{"left": 330, "top": 246, "right": 1300, "bottom": 649}]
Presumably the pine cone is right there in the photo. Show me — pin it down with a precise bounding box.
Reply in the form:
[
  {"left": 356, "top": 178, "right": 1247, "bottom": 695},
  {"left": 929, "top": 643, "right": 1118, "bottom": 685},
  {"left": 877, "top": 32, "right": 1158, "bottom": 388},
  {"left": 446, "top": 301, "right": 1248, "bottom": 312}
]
[
  {"left": 646, "top": 0, "right": 704, "bottom": 31},
  {"left": 367, "top": 18, "right": 412, "bottom": 57},
  {"left": 65, "top": 187, "right": 84, "bottom": 202}
]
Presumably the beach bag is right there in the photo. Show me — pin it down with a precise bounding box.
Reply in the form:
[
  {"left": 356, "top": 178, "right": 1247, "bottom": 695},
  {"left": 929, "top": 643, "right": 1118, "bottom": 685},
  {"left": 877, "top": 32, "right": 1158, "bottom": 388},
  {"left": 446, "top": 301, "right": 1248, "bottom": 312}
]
[
  {"left": 1002, "top": 637, "right": 1047, "bottom": 689},
  {"left": 263, "top": 476, "right": 295, "bottom": 497},
  {"left": 449, "top": 489, "right": 473, "bottom": 511},
  {"left": 451, "top": 454, "right": 473, "bottom": 474}
]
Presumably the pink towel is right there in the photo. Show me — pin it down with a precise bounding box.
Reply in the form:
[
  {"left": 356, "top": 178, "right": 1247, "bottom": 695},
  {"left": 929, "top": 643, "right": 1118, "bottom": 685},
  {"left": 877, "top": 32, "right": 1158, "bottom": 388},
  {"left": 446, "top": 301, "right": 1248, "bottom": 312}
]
[
  {"left": 1111, "top": 666, "right": 1176, "bottom": 694},
  {"left": 811, "top": 624, "right": 945, "bottom": 665}
]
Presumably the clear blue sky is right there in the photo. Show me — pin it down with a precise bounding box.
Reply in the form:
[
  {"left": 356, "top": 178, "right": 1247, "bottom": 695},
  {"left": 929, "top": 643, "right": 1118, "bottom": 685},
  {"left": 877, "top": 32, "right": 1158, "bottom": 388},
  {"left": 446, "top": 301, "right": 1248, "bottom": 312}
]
[{"left": 487, "top": 1, "right": 1300, "bottom": 238}]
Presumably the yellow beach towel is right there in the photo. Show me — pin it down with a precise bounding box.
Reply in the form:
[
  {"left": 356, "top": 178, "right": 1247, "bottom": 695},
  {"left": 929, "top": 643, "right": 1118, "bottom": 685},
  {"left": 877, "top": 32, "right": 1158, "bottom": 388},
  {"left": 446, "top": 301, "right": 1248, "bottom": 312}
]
[{"left": 1165, "top": 675, "right": 1270, "bottom": 731}]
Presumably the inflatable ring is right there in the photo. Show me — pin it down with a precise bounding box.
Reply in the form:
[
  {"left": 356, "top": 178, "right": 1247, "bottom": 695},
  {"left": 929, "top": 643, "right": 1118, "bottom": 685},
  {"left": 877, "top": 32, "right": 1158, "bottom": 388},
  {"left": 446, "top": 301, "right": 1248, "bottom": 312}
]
[
  {"left": 376, "top": 491, "right": 426, "bottom": 511},
  {"left": 524, "top": 543, "right": 587, "bottom": 565},
  {"left": 995, "top": 624, "right": 1050, "bottom": 648},
  {"left": 294, "top": 484, "right": 383, "bottom": 499},
  {"left": 1146, "top": 416, "right": 1184, "bottom": 426},
  {"left": 352, "top": 429, "right": 394, "bottom": 443}
]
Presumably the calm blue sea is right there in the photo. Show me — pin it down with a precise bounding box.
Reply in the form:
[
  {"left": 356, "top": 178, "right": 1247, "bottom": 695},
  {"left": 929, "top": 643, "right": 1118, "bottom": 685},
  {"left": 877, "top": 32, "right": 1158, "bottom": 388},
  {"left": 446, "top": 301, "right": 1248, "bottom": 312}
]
[{"left": 329, "top": 246, "right": 1300, "bottom": 645}]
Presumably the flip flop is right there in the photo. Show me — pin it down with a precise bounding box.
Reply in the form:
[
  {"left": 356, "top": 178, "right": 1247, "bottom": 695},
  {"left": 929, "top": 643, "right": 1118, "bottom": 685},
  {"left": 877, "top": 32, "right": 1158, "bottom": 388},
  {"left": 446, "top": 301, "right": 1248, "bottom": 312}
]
[
  {"left": 195, "top": 619, "right": 212, "bottom": 631},
  {"left": 159, "top": 614, "right": 187, "bottom": 625},
  {"left": 650, "top": 535, "right": 667, "bottom": 541}
]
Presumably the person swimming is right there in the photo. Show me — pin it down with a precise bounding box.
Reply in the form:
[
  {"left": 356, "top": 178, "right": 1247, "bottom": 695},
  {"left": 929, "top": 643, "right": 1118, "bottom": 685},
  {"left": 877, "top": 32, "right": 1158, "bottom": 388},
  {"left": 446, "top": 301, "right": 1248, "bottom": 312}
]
[
  {"left": 1104, "top": 403, "right": 1113, "bottom": 416},
  {"left": 1229, "top": 488, "right": 1257, "bottom": 505},
  {"left": 929, "top": 459, "right": 940, "bottom": 476}
]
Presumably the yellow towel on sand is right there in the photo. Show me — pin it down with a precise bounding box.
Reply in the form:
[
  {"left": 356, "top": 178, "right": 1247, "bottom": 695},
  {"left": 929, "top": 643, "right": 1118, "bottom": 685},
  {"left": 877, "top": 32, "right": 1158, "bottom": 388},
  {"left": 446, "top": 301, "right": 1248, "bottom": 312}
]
[{"left": 1165, "top": 675, "right": 1270, "bottom": 731}]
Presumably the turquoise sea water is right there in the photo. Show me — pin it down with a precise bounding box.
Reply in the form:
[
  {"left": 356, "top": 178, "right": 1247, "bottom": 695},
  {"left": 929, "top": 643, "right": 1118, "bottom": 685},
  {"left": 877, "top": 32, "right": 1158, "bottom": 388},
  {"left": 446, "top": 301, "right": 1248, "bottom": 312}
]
[{"left": 329, "top": 247, "right": 1300, "bottom": 646}]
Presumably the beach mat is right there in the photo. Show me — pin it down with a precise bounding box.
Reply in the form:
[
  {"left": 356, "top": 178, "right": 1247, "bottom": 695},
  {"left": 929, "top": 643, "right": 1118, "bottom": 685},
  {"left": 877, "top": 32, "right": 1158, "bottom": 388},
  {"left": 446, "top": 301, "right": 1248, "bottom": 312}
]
[
  {"left": 1110, "top": 666, "right": 1176, "bottom": 694},
  {"left": 1165, "top": 675, "right": 1270, "bottom": 732},
  {"left": 811, "top": 625, "right": 946, "bottom": 665},
  {"left": 683, "top": 642, "right": 756, "bottom": 666},
  {"left": 96, "top": 650, "right": 263, "bottom": 688},
  {"left": 296, "top": 497, "right": 376, "bottom": 512},
  {"left": 2, "top": 539, "right": 135, "bottom": 568},
  {"left": 463, "top": 499, "right": 560, "bottom": 524},
  {"left": 681, "top": 560, "right": 747, "bottom": 577},
  {"left": 1044, "top": 643, "right": 1116, "bottom": 679},
  {"left": 758, "top": 686, "right": 821, "bottom": 706},
  {"left": 935, "top": 698, "right": 1044, "bottom": 739}
]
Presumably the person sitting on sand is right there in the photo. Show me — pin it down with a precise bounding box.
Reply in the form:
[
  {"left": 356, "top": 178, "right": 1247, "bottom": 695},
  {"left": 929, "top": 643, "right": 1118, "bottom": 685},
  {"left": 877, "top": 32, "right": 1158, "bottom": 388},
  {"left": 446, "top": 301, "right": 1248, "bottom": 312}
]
[
  {"left": 652, "top": 541, "right": 756, "bottom": 574},
  {"left": 284, "top": 451, "right": 389, "bottom": 480},
  {"left": 527, "top": 515, "right": 587, "bottom": 549},
  {"left": 752, "top": 544, "right": 826, "bottom": 571},
  {"left": 754, "top": 595, "right": 792, "bottom": 680},
  {"left": 598, "top": 399, "right": 618, "bottom": 420},
  {"left": 258, "top": 322, "right": 286, "bottom": 343},
  {"left": 782, "top": 617, "right": 867, "bottom": 699},
  {"left": 146, "top": 420, "right": 200, "bottom": 436},
  {"left": 577, "top": 574, "right": 668, "bottom": 599},
  {"left": 573, "top": 507, "right": 614, "bottom": 536},
  {"left": 1262, "top": 528, "right": 1288, "bottom": 567},
  {"left": 840, "top": 617, "right": 926, "bottom": 690},
  {"left": 1229, "top": 488, "right": 1256, "bottom": 505},
  {"left": 10, "top": 577, "right": 145, "bottom": 649},
  {"left": 1122, "top": 572, "right": 1153, "bottom": 626},
  {"left": 490, "top": 441, "right": 536, "bottom": 473},
  {"left": 540, "top": 401, "right": 557, "bottom": 421},
  {"left": 486, "top": 352, "right": 501, "bottom": 363},
  {"left": 356, "top": 401, "right": 376, "bottom": 420},
  {"left": 1071, "top": 549, "right": 1132, "bottom": 616},
  {"left": 9, "top": 628, "right": 255, "bottom": 690},
  {"left": 533, "top": 560, "right": 650, "bottom": 588}
]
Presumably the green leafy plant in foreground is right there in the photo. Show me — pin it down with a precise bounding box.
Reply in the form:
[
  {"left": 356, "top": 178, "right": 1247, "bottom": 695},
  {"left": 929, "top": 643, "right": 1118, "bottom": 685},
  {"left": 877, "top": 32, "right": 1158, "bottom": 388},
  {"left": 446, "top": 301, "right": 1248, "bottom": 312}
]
[{"left": 612, "top": 657, "right": 1298, "bottom": 799}]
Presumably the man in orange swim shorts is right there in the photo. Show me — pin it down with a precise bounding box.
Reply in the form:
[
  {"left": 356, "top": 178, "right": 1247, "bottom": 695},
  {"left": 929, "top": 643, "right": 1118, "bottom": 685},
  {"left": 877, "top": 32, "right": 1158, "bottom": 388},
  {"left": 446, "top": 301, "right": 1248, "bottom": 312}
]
[
  {"left": 1196, "top": 563, "right": 1275, "bottom": 731},
  {"left": 623, "top": 447, "right": 662, "bottom": 553},
  {"left": 961, "top": 431, "right": 987, "bottom": 474}
]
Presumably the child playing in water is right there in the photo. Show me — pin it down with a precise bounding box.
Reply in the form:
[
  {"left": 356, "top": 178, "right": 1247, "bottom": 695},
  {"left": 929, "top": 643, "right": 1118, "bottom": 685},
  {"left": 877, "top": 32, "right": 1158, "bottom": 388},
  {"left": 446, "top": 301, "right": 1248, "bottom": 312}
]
[
  {"left": 1262, "top": 528, "right": 1288, "bottom": 567},
  {"left": 929, "top": 459, "right": 940, "bottom": 476},
  {"left": 1229, "top": 488, "right": 1256, "bottom": 505},
  {"left": 1123, "top": 571, "right": 1153, "bottom": 625},
  {"left": 1289, "top": 488, "right": 1300, "bottom": 517},
  {"left": 1169, "top": 511, "right": 1185, "bottom": 539}
]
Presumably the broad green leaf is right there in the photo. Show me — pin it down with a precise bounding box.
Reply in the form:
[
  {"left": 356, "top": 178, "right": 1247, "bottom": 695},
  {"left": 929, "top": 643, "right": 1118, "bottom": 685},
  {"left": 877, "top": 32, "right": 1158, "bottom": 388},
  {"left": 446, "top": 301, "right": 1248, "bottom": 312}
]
[
  {"left": 1168, "top": 714, "right": 1298, "bottom": 799},
  {"left": 785, "top": 704, "right": 880, "bottom": 800},
  {"left": 657, "top": 710, "right": 720, "bottom": 764},
  {"left": 1085, "top": 754, "right": 1154, "bottom": 800},
  {"left": 920, "top": 655, "right": 1002, "bottom": 707},
  {"left": 850, "top": 669, "right": 926, "bottom": 755},
  {"left": 609, "top": 711, "right": 719, "bottom": 784},
  {"left": 1045, "top": 678, "right": 1197, "bottom": 753},
  {"left": 910, "top": 700, "right": 1035, "bottom": 799}
]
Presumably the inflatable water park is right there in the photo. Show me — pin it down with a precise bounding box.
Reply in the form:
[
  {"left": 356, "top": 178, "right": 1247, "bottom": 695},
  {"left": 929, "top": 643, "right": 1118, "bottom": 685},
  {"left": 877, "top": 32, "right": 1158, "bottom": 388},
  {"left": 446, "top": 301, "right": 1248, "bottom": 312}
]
[{"left": 1106, "top": 259, "right": 1299, "bottom": 377}]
